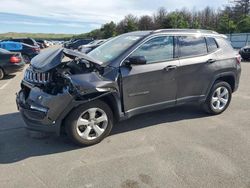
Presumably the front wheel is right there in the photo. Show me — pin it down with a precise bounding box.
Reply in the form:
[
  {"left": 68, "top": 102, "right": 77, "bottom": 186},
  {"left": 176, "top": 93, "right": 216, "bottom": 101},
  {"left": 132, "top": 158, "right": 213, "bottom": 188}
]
[
  {"left": 202, "top": 81, "right": 232, "bottom": 115},
  {"left": 0, "top": 68, "right": 5, "bottom": 80},
  {"left": 65, "top": 100, "right": 113, "bottom": 146}
]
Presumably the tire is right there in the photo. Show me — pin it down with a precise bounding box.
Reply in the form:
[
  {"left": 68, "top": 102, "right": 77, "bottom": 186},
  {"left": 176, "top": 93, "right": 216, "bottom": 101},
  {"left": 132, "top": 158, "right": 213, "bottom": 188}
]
[
  {"left": 0, "top": 68, "right": 5, "bottom": 80},
  {"left": 65, "top": 100, "right": 113, "bottom": 146},
  {"left": 22, "top": 54, "right": 30, "bottom": 64},
  {"left": 202, "top": 81, "right": 232, "bottom": 115}
]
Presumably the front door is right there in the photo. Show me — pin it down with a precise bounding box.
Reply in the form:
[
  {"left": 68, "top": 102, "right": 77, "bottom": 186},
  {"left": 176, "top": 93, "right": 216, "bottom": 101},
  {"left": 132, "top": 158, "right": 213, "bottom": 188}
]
[{"left": 120, "top": 36, "right": 179, "bottom": 113}]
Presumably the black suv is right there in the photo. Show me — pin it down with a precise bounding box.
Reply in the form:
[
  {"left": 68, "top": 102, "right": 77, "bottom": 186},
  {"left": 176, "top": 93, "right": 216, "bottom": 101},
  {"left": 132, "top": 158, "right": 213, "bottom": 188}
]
[{"left": 16, "top": 29, "right": 241, "bottom": 146}]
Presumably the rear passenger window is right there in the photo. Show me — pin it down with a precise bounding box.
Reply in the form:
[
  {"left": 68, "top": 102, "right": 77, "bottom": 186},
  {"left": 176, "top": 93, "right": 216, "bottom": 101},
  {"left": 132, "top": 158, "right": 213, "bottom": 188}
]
[
  {"left": 178, "top": 36, "right": 207, "bottom": 57},
  {"left": 23, "top": 39, "right": 33, "bottom": 45},
  {"left": 206, "top": 37, "right": 218, "bottom": 52}
]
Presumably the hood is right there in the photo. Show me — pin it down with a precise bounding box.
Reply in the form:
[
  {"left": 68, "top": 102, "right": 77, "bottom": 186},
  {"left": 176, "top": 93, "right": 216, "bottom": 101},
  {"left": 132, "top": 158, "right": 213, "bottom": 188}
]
[
  {"left": 31, "top": 47, "right": 103, "bottom": 72},
  {"left": 242, "top": 46, "right": 250, "bottom": 49}
]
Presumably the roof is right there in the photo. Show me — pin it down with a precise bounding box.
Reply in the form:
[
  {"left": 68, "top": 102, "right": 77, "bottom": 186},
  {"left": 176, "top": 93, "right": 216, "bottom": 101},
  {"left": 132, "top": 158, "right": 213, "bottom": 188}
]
[
  {"left": 151, "top": 29, "right": 227, "bottom": 38},
  {"left": 152, "top": 29, "right": 218, "bottom": 34},
  {"left": 121, "top": 29, "right": 225, "bottom": 38}
]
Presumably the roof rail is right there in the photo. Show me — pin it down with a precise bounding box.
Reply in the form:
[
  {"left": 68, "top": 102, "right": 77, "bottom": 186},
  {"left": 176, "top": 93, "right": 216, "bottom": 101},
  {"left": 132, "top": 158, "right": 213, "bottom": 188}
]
[{"left": 152, "top": 29, "right": 218, "bottom": 35}]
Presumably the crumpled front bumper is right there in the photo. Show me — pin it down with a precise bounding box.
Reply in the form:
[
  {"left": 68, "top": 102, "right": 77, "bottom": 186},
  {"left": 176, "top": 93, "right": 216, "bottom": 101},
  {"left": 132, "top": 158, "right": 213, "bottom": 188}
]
[{"left": 16, "top": 83, "right": 74, "bottom": 135}]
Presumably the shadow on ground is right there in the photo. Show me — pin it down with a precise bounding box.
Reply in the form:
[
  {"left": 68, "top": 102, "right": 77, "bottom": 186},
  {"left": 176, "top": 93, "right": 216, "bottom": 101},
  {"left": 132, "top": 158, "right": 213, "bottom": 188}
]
[
  {"left": 0, "top": 105, "right": 207, "bottom": 164},
  {"left": 1, "top": 74, "right": 16, "bottom": 80}
]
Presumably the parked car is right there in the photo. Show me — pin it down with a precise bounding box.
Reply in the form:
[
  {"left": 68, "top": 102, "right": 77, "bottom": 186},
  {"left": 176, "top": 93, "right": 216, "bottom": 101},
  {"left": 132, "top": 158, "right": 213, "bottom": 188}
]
[
  {"left": 2, "top": 37, "right": 39, "bottom": 48},
  {"left": 0, "top": 41, "right": 40, "bottom": 63},
  {"left": 64, "top": 39, "right": 93, "bottom": 49},
  {"left": 36, "top": 39, "right": 50, "bottom": 48},
  {"left": 239, "top": 45, "right": 250, "bottom": 60},
  {"left": 0, "top": 48, "right": 25, "bottom": 80},
  {"left": 78, "top": 39, "right": 107, "bottom": 53},
  {"left": 16, "top": 29, "right": 241, "bottom": 146},
  {"left": 37, "top": 42, "right": 45, "bottom": 49}
]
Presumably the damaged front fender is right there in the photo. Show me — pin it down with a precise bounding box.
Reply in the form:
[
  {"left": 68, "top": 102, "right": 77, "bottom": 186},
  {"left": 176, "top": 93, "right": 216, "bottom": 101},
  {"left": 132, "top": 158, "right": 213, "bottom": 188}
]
[{"left": 68, "top": 72, "right": 119, "bottom": 96}]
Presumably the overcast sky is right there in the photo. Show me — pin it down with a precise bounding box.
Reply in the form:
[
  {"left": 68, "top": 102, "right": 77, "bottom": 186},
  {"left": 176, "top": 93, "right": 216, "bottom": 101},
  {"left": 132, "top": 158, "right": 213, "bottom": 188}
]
[{"left": 0, "top": 0, "right": 229, "bottom": 34}]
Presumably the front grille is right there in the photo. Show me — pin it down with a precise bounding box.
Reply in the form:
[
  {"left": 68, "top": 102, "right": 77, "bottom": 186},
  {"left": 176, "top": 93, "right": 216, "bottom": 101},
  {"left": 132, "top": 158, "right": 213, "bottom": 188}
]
[{"left": 24, "top": 68, "right": 51, "bottom": 84}]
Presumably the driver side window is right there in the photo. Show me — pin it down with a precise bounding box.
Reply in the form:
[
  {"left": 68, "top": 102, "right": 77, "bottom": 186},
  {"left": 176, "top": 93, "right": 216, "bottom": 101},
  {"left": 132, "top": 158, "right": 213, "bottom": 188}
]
[{"left": 131, "top": 36, "right": 174, "bottom": 64}]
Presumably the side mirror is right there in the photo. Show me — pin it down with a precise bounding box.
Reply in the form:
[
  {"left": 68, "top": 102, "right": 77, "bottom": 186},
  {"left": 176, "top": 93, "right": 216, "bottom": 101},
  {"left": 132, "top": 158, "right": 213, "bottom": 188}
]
[{"left": 125, "top": 56, "right": 147, "bottom": 66}]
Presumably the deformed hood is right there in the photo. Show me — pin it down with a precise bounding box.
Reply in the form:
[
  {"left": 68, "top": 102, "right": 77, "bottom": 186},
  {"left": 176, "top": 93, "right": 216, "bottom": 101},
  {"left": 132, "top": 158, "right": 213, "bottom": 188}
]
[{"left": 31, "top": 47, "right": 103, "bottom": 72}]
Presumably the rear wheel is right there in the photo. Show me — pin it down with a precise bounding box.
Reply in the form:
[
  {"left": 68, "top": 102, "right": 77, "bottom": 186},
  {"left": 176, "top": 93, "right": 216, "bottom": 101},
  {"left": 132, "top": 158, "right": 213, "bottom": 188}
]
[
  {"left": 0, "top": 68, "right": 5, "bottom": 80},
  {"left": 66, "top": 100, "right": 113, "bottom": 146},
  {"left": 203, "top": 81, "right": 232, "bottom": 115}
]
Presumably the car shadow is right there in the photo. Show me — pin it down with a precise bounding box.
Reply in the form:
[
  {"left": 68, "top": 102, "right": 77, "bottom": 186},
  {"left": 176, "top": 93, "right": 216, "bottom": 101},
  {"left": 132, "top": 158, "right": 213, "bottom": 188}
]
[
  {"left": 0, "top": 105, "right": 207, "bottom": 164},
  {"left": 112, "top": 105, "right": 207, "bottom": 135},
  {"left": 1, "top": 74, "right": 16, "bottom": 80}
]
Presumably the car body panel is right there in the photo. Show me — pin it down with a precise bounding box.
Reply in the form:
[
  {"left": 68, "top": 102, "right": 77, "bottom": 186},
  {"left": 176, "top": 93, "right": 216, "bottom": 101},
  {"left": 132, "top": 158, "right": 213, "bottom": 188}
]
[
  {"left": 120, "top": 59, "right": 179, "bottom": 112},
  {"left": 0, "top": 49, "right": 25, "bottom": 75},
  {"left": 31, "top": 48, "right": 103, "bottom": 72}
]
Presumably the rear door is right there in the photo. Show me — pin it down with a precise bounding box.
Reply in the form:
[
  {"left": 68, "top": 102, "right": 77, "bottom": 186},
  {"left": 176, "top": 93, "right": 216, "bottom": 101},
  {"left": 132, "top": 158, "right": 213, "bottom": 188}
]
[
  {"left": 176, "top": 36, "right": 219, "bottom": 103},
  {"left": 121, "top": 35, "right": 179, "bottom": 112}
]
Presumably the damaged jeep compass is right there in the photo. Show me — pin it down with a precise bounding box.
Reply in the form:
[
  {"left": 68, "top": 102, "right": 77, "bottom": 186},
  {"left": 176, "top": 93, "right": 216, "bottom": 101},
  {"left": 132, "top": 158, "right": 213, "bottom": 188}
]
[{"left": 16, "top": 29, "right": 241, "bottom": 146}]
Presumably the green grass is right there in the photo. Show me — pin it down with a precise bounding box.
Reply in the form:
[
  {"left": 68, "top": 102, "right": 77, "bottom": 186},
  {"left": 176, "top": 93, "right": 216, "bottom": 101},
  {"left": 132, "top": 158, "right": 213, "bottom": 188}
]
[{"left": 0, "top": 32, "right": 75, "bottom": 40}]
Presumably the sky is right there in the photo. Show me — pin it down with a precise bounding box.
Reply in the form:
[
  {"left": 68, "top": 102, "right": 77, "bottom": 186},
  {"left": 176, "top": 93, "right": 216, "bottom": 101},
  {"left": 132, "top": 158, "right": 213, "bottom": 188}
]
[{"left": 0, "top": 0, "right": 229, "bottom": 34}]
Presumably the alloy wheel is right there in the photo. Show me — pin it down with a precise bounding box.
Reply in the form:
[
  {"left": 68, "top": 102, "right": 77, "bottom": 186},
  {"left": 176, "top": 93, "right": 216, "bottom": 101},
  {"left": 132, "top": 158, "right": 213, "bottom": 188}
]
[
  {"left": 76, "top": 108, "right": 108, "bottom": 140},
  {"left": 0, "top": 68, "right": 4, "bottom": 80},
  {"left": 211, "top": 86, "right": 229, "bottom": 111}
]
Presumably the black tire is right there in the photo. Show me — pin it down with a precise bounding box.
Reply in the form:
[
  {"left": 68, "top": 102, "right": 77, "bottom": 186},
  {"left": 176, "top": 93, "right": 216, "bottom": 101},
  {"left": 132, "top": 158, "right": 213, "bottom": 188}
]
[
  {"left": 22, "top": 54, "right": 30, "bottom": 64},
  {"left": 202, "top": 81, "right": 232, "bottom": 115},
  {"left": 0, "top": 68, "right": 5, "bottom": 80},
  {"left": 65, "top": 100, "right": 113, "bottom": 146}
]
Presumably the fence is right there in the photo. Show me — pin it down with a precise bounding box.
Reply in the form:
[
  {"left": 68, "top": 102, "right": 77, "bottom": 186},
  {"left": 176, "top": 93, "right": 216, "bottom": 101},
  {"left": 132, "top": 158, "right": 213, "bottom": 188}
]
[{"left": 226, "top": 33, "right": 250, "bottom": 49}]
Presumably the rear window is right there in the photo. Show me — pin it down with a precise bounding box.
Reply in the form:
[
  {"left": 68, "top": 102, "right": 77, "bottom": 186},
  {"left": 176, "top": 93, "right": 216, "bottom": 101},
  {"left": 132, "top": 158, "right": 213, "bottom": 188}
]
[
  {"left": 23, "top": 39, "right": 35, "bottom": 45},
  {"left": 206, "top": 37, "right": 218, "bottom": 52},
  {"left": 178, "top": 36, "right": 207, "bottom": 57}
]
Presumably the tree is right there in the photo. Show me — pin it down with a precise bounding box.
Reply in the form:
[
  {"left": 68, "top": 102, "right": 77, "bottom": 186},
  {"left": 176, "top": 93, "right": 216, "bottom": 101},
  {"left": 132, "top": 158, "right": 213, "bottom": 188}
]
[
  {"left": 232, "top": 0, "right": 250, "bottom": 18},
  {"left": 165, "top": 12, "right": 189, "bottom": 28},
  {"left": 116, "top": 14, "right": 138, "bottom": 34},
  {"left": 138, "top": 15, "right": 154, "bottom": 30},
  {"left": 218, "top": 13, "right": 237, "bottom": 33},
  {"left": 101, "top": 21, "right": 116, "bottom": 38},
  {"left": 74, "top": 1, "right": 250, "bottom": 39},
  {"left": 237, "top": 15, "right": 250, "bottom": 32},
  {"left": 153, "top": 7, "right": 167, "bottom": 28}
]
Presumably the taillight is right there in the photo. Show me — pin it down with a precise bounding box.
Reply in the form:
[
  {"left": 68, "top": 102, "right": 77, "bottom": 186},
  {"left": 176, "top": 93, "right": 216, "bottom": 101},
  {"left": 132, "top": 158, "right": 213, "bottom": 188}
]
[
  {"left": 236, "top": 54, "right": 241, "bottom": 65},
  {"left": 10, "top": 56, "right": 21, "bottom": 64}
]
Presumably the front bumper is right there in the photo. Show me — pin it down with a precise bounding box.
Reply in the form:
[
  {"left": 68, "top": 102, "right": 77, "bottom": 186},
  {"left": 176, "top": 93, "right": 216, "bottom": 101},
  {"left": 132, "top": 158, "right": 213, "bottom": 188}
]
[{"left": 16, "top": 82, "right": 74, "bottom": 135}]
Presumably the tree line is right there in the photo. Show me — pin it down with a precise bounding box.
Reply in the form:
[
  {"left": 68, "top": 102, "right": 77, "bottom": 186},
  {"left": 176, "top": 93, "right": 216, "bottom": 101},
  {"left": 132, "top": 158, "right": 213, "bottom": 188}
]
[{"left": 75, "top": 0, "right": 250, "bottom": 39}]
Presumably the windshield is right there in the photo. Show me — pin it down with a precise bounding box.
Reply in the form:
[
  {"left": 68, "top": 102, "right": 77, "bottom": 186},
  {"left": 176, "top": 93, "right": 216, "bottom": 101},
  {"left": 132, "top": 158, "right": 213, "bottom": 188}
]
[{"left": 88, "top": 34, "right": 143, "bottom": 64}]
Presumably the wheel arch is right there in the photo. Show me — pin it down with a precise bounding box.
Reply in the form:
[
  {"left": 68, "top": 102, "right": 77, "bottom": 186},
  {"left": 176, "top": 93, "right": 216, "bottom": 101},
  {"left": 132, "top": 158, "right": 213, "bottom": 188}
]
[
  {"left": 60, "top": 92, "right": 123, "bottom": 135},
  {"left": 205, "top": 72, "right": 236, "bottom": 100}
]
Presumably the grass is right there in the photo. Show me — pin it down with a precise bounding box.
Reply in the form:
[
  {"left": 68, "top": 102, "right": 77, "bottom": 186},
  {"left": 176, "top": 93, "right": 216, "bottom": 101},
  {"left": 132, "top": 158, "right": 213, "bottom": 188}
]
[{"left": 0, "top": 32, "right": 75, "bottom": 40}]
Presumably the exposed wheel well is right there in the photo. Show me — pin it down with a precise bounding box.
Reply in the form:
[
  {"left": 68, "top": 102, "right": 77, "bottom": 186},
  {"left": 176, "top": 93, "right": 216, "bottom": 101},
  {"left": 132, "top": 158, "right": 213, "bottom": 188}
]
[{"left": 215, "top": 75, "right": 235, "bottom": 92}]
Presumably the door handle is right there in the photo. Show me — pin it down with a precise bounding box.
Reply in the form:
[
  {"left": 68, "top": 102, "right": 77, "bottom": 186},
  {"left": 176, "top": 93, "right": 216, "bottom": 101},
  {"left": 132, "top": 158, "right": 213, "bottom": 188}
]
[
  {"left": 207, "top": 59, "right": 216, "bottom": 64},
  {"left": 164, "top": 65, "right": 177, "bottom": 71}
]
